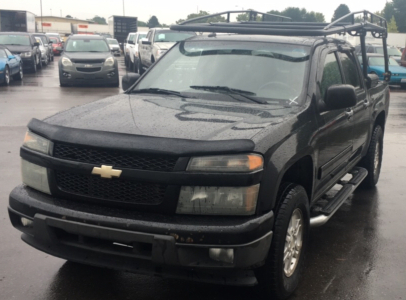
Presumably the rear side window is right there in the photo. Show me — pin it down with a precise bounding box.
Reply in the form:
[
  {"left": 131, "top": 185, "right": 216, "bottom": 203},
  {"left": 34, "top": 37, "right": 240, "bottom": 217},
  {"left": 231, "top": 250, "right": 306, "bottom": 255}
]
[
  {"left": 339, "top": 52, "right": 361, "bottom": 88},
  {"left": 320, "top": 52, "right": 342, "bottom": 98}
]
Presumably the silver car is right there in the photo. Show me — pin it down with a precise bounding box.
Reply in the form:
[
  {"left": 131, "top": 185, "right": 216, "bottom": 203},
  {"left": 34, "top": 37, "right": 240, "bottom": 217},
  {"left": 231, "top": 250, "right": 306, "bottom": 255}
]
[{"left": 58, "top": 35, "right": 119, "bottom": 87}]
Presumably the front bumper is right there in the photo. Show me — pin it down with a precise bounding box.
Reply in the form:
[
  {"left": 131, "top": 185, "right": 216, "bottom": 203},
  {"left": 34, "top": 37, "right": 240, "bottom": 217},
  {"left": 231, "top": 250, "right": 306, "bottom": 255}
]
[
  {"left": 9, "top": 185, "right": 273, "bottom": 285},
  {"left": 21, "top": 57, "right": 35, "bottom": 68},
  {"left": 59, "top": 64, "right": 118, "bottom": 85}
]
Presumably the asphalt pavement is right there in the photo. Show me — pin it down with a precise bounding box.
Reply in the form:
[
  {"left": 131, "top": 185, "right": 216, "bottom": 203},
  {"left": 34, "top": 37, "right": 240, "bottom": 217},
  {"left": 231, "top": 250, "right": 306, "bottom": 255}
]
[{"left": 1, "top": 56, "right": 406, "bottom": 300}]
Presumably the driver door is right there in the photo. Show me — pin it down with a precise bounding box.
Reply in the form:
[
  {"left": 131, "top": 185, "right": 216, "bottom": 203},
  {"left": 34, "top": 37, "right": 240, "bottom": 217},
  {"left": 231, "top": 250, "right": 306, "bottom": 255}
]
[{"left": 315, "top": 50, "right": 354, "bottom": 190}]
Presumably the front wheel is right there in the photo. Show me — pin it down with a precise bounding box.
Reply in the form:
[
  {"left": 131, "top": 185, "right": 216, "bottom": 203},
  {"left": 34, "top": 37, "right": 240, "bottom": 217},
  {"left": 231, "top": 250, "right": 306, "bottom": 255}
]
[
  {"left": 3, "top": 66, "right": 10, "bottom": 85},
  {"left": 138, "top": 58, "right": 144, "bottom": 75},
  {"left": 359, "top": 125, "right": 383, "bottom": 188},
  {"left": 37, "top": 55, "right": 42, "bottom": 69},
  {"left": 256, "top": 183, "right": 310, "bottom": 300},
  {"left": 13, "top": 63, "right": 23, "bottom": 81}
]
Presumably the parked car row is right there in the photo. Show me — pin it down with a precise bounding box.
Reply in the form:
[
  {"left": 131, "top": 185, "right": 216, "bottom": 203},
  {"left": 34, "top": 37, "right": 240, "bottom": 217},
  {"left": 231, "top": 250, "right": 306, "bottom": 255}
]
[{"left": 124, "top": 28, "right": 196, "bottom": 74}]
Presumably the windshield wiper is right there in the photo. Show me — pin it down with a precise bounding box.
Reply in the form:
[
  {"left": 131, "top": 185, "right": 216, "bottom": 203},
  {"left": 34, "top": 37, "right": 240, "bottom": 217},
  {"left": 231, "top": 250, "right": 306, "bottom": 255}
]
[
  {"left": 189, "top": 85, "right": 266, "bottom": 104},
  {"left": 131, "top": 88, "right": 195, "bottom": 98}
]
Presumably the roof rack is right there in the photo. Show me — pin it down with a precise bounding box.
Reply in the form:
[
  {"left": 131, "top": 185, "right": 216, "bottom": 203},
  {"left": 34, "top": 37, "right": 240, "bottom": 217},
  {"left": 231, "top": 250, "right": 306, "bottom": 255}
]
[{"left": 170, "top": 10, "right": 391, "bottom": 82}]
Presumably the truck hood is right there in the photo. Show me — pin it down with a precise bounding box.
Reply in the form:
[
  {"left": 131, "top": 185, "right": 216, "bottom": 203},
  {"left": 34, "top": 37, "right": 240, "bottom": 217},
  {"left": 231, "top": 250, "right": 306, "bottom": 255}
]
[
  {"left": 5, "top": 45, "right": 32, "bottom": 54},
  {"left": 371, "top": 65, "right": 406, "bottom": 75},
  {"left": 43, "top": 94, "right": 292, "bottom": 141},
  {"left": 154, "top": 42, "right": 176, "bottom": 50}
]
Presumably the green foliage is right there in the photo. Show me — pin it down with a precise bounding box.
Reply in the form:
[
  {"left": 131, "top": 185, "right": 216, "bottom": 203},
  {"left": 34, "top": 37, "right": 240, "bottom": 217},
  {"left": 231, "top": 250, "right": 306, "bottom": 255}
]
[
  {"left": 266, "top": 7, "right": 325, "bottom": 22},
  {"left": 236, "top": 9, "right": 261, "bottom": 21},
  {"left": 382, "top": 2, "right": 395, "bottom": 21},
  {"left": 388, "top": 16, "right": 399, "bottom": 32},
  {"left": 92, "top": 15, "right": 107, "bottom": 25},
  {"left": 176, "top": 10, "right": 226, "bottom": 24},
  {"left": 331, "top": 4, "right": 351, "bottom": 22},
  {"left": 392, "top": 0, "right": 406, "bottom": 32},
  {"left": 147, "top": 16, "right": 160, "bottom": 28},
  {"left": 138, "top": 20, "right": 147, "bottom": 27},
  {"left": 65, "top": 15, "right": 73, "bottom": 19}
]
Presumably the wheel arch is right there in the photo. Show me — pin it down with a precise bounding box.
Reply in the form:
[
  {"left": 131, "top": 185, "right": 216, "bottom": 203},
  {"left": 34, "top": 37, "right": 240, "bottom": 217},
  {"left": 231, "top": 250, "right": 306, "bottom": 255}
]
[{"left": 374, "top": 110, "right": 385, "bottom": 131}]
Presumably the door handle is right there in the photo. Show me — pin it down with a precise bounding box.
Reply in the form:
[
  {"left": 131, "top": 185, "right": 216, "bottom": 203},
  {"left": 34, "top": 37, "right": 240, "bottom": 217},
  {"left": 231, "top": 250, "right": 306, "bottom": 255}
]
[{"left": 345, "top": 109, "right": 354, "bottom": 119}]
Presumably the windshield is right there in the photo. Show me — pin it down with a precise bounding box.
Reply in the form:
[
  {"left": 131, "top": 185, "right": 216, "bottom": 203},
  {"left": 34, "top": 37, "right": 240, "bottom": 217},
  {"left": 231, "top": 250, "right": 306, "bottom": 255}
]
[
  {"left": 136, "top": 34, "right": 147, "bottom": 42},
  {"left": 0, "top": 49, "right": 7, "bottom": 58},
  {"left": 65, "top": 39, "right": 110, "bottom": 52},
  {"left": 368, "top": 57, "right": 399, "bottom": 66},
  {"left": 0, "top": 34, "right": 30, "bottom": 46},
  {"left": 375, "top": 47, "right": 402, "bottom": 56},
  {"left": 107, "top": 39, "right": 119, "bottom": 45},
  {"left": 135, "top": 41, "right": 310, "bottom": 103},
  {"left": 154, "top": 30, "right": 196, "bottom": 42},
  {"left": 49, "top": 37, "right": 59, "bottom": 44}
]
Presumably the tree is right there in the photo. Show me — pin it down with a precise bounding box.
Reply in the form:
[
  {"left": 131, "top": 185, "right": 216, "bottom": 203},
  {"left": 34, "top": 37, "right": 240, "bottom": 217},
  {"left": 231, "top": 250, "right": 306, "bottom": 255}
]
[
  {"left": 65, "top": 15, "right": 73, "bottom": 19},
  {"left": 267, "top": 7, "right": 325, "bottom": 22},
  {"left": 331, "top": 4, "right": 351, "bottom": 22},
  {"left": 147, "top": 16, "right": 160, "bottom": 28},
  {"left": 392, "top": 0, "right": 406, "bottom": 33},
  {"left": 138, "top": 20, "right": 147, "bottom": 27},
  {"left": 382, "top": 2, "right": 395, "bottom": 22},
  {"left": 176, "top": 11, "right": 226, "bottom": 24},
  {"left": 236, "top": 9, "right": 261, "bottom": 21},
  {"left": 388, "top": 16, "right": 399, "bottom": 33},
  {"left": 92, "top": 15, "right": 107, "bottom": 25}
]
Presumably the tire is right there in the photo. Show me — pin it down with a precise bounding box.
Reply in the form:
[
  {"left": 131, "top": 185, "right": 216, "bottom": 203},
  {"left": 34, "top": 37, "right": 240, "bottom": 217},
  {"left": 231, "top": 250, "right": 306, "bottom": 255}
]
[
  {"left": 51, "top": 54, "right": 54, "bottom": 62},
  {"left": 133, "top": 58, "right": 139, "bottom": 73},
  {"left": 37, "top": 55, "right": 42, "bottom": 69},
  {"left": 3, "top": 66, "right": 10, "bottom": 85},
  {"left": 32, "top": 57, "right": 37, "bottom": 73},
  {"left": 138, "top": 58, "right": 144, "bottom": 75},
  {"left": 59, "top": 76, "right": 68, "bottom": 87},
  {"left": 359, "top": 125, "right": 383, "bottom": 188},
  {"left": 256, "top": 183, "right": 310, "bottom": 300},
  {"left": 13, "top": 63, "right": 23, "bottom": 81}
]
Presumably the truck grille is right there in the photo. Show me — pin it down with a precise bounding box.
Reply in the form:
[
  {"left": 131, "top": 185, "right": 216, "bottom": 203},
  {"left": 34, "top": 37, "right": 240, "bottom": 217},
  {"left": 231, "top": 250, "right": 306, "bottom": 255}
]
[
  {"left": 76, "top": 67, "right": 102, "bottom": 73},
  {"left": 53, "top": 143, "right": 178, "bottom": 171},
  {"left": 55, "top": 171, "right": 166, "bottom": 205}
]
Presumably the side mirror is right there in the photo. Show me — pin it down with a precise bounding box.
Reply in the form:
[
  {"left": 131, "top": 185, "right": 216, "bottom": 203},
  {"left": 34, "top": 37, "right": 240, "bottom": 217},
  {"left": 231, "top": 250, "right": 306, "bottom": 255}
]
[
  {"left": 128, "top": 40, "right": 134, "bottom": 45},
  {"left": 366, "top": 73, "right": 379, "bottom": 89},
  {"left": 141, "top": 40, "right": 151, "bottom": 45},
  {"left": 122, "top": 73, "right": 141, "bottom": 91},
  {"left": 323, "top": 85, "right": 357, "bottom": 111},
  {"left": 34, "top": 42, "right": 40, "bottom": 47}
]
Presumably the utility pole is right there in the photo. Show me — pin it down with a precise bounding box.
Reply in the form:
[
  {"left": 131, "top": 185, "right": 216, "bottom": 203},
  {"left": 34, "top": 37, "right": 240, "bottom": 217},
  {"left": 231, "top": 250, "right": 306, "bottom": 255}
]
[
  {"left": 60, "top": 10, "right": 62, "bottom": 17},
  {"left": 40, "top": 0, "right": 43, "bottom": 32},
  {"left": 50, "top": 9, "right": 52, "bottom": 16},
  {"left": 123, "top": 0, "right": 125, "bottom": 16}
]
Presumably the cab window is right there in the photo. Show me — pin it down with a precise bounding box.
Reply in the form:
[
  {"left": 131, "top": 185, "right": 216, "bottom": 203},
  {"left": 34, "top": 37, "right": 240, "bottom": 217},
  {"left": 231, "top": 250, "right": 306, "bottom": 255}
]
[
  {"left": 320, "top": 52, "right": 343, "bottom": 98},
  {"left": 339, "top": 52, "right": 361, "bottom": 88}
]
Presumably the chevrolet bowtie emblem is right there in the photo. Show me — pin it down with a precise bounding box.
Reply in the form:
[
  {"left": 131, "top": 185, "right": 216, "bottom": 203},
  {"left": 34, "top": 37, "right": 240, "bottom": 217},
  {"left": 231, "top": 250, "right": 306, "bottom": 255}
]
[{"left": 91, "top": 165, "right": 122, "bottom": 179}]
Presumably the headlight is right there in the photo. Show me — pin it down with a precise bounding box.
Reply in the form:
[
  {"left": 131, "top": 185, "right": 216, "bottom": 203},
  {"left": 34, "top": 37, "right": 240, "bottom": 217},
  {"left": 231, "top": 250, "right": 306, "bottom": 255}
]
[
  {"left": 23, "top": 131, "right": 53, "bottom": 155},
  {"left": 187, "top": 154, "right": 263, "bottom": 173},
  {"left": 156, "top": 50, "right": 167, "bottom": 59},
  {"left": 61, "top": 57, "right": 72, "bottom": 67},
  {"left": 176, "top": 185, "right": 260, "bottom": 216},
  {"left": 22, "top": 52, "right": 32, "bottom": 57},
  {"left": 105, "top": 57, "right": 115, "bottom": 66},
  {"left": 21, "top": 159, "right": 51, "bottom": 194}
]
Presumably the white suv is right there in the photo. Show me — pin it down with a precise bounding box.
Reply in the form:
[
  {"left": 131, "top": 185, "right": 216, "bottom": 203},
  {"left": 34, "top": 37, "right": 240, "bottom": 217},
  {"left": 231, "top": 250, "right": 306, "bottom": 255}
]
[
  {"left": 124, "top": 32, "right": 137, "bottom": 68},
  {"left": 127, "top": 32, "right": 147, "bottom": 73}
]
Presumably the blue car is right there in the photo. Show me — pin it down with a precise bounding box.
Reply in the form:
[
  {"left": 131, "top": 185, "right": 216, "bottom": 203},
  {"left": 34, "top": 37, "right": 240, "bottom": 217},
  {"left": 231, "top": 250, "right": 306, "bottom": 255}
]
[
  {"left": 0, "top": 45, "right": 23, "bottom": 85},
  {"left": 358, "top": 53, "right": 406, "bottom": 88}
]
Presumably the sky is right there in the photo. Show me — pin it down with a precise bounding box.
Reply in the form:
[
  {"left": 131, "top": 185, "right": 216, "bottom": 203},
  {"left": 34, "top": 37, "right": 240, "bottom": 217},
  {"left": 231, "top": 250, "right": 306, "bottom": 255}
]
[{"left": 2, "top": 0, "right": 390, "bottom": 25}]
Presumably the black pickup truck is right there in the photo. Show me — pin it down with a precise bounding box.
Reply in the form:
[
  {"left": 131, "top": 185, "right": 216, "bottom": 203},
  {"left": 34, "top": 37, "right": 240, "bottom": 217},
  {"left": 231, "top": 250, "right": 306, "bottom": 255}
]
[{"left": 8, "top": 10, "right": 391, "bottom": 300}]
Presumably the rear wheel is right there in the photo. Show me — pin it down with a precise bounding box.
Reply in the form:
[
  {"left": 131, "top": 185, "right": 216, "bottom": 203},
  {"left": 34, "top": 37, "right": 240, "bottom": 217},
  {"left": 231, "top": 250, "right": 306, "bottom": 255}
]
[
  {"left": 3, "top": 66, "right": 10, "bottom": 85},
  {"left": 32, "top": 57, "right": 37, "bottom": 73},
  {"left": 138, "top": 58, "right": 144, "bottom": 75},
  {"left": 359, "top": 125, "right": 383, "bottom": 188},
  {"left": 256, "top": 183, "right": 310, "bottom": 300},
  {"left": 13, "top": 63, "right": 23, "bottom": 81}
]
